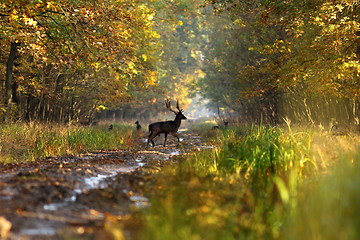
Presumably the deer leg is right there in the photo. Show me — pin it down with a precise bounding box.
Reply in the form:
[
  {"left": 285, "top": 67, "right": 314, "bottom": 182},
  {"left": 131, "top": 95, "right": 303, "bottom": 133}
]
[
  {"left": 148, "top": 138, "right": 155, "bottom": 147},
  {"left": 147, "top": 137, "right": 153, "bottom": 147},
  {"left": 164, "top": 133, "right": 168, "bottom": 147},
  {"left": 171, "top": 132, "right": 180, "bottom": 146},
  {"left": 148, "top": 133, "right": 156, "bottom": 147}
]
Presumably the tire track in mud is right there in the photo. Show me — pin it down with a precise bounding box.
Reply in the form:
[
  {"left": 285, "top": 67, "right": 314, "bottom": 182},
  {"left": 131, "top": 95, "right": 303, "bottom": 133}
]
[{"left": 0, "top": 132, "right": 211, "bottom": 239}]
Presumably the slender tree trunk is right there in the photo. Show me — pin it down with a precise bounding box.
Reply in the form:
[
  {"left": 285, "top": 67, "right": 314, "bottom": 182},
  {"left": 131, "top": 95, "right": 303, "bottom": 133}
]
[
  {"left": 12, "top": 81, "right": 19, "bottom": 104},
  {"left": 25, "top": 95, "right": 32, "bottom": 122},
  {"left": 5, "top": 42, "right": 17, "bottom": 104},
  {"left": 5, "top": 41, "right": 20, "bottom": 121}
]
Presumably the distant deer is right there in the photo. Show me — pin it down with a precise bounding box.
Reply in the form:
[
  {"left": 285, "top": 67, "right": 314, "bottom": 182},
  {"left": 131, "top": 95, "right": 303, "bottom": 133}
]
[
  {"left": 79, "top": 118, "right": 97, "bottom": 126},
  {"left": 212, "top": 121, "right": 229, "bottom": 130},
  {"left": 148, "top": 99, "right": 187, "bottom": 147},
  {"left": 212, "top": 104, "right": 229, "bottom": 130},
  {"left": 135, "top": 120, "right": 142, "bottom": 130}
]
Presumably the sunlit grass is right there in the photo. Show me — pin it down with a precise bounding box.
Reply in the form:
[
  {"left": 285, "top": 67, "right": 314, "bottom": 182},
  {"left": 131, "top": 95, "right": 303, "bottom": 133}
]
[
  {"left": 138, "top": 123, "right": 360, "bottom": 240},
  {"left": 0, "top": 122, "right": 135, "bottom": 163},
  {"left": 188, "top": 120, "right": 220, "bottom": 140}
]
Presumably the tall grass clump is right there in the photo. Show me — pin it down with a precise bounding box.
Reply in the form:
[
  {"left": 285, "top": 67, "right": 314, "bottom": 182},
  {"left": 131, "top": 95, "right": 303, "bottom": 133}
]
[
  {"left": 138, "top": 123, "right": 360, "bottom": 240},
  {"left": 139, "top": 124, "right": 319, "bottom": 240},
  {"left": 216, "top": 125, "right": 316, "bottom": 184},
  {"left": 0, "top": 122, "right": 135, "bottom": 163},
  {"left": 188, "top": 120, "right": 219, "bottom": 139}
]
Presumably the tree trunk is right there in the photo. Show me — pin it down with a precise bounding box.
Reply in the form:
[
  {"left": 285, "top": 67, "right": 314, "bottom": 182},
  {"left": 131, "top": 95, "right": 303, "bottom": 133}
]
[
  {"left": 4, "top": 41, "right": 20, "bottom": 121},
  {"left": 5, "top": 42, "right": 19, "bottom": 104}
]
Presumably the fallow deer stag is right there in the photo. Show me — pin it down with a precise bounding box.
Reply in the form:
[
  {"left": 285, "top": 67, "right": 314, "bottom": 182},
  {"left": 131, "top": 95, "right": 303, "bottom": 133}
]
[{"left": 147, "top": 99, "right": 187, "bottom": 147}]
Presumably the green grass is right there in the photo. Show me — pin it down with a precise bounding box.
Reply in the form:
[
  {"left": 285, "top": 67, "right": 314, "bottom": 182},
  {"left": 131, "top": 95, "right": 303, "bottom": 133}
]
[
  {"left": 285, "top": 154, "right": 360, "bottom": 240},
  {"left": 3, "top": 121, "right": 360, "bottom": 239},
  {"left": 0, "top": 122, "right": 136, "bottom": 163},
  {"left": 136, "top": 124, "right": 360, "bottom": 240}
]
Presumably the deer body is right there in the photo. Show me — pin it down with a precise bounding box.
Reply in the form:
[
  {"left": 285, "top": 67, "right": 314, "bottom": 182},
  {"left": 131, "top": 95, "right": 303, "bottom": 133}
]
[{"left": 148, "top": 100, "right": 186, "bottom": 147}]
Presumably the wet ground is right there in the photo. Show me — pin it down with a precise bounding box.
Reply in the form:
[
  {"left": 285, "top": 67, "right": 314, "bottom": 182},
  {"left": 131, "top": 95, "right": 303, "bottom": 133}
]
[{"left": 0, "top": 132, "right": 211, "bottom": 239}]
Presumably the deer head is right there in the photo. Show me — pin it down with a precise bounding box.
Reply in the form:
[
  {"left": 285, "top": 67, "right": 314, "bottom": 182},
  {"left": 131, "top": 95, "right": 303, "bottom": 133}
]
[{"left": 165, "top": 99, "right": 187, "bottom": 120}]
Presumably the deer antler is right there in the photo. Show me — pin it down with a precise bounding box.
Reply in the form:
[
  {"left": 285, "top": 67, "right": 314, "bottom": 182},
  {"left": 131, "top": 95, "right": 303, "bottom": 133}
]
[
  {"left": 176, "top": 100, "right": 184, "bottom": 113},
  {"left": 165, "top": 99, "right": 177, "bottom": 114}
]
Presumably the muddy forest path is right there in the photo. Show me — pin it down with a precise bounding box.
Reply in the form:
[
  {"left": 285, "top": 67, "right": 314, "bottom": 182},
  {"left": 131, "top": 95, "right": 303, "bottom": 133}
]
[{"left": 0, "top": 131, "right": 210, "bottom": 240}]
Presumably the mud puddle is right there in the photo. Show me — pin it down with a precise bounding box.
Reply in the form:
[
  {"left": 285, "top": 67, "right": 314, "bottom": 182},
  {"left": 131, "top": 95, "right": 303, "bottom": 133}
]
[{"left": 0, "top": 132, "right": 211, "bottom": 239}]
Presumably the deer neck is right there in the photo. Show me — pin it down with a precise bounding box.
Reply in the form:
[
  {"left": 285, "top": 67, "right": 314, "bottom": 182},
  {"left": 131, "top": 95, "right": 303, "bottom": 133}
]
[{"left": 174, "top": 115, "right": 182, "bottom": 128}]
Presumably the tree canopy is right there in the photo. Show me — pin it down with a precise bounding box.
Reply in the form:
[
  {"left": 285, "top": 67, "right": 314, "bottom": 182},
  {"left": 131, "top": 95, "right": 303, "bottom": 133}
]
[
  {"left": 1, "top": 0, "right": 359, "bottom": 124},
  {"left": 1, "top": 0, "right": 161, "bottom": 121},
  {"left": 199, "top": 0, "right": 360, "bottom": 124}
]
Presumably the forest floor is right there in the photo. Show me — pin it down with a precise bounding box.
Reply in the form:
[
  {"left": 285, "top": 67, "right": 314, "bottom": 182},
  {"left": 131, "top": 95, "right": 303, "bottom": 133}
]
[{"left": 0, "top": 131, "right": 209, "bottom": 240}]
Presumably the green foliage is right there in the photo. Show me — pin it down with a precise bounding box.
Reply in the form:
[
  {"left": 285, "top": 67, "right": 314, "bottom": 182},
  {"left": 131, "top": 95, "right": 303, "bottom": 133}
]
[
  {"left": 215, "top": 125, "right": 315, "bottom": 181},
  {"left": 138, "top": 121, "right": 360, "bottom": 240},
  {"left": 187, "top": 120, "right": 219, "bottom": 138},
  {"left": 139, "top": 125, "right": 321, "bottom": 240},
  {"left": 284, "top": 155, "right": 360, "bottom": 240},
  {"left": 143, "top": 172, "right": 269, "bottom": 240},
  {"left": 0, "top": 123, "right": 135, "bottom": 163},
  {"left": 65, "top": 125, "right": 134, "bottom": 151}
]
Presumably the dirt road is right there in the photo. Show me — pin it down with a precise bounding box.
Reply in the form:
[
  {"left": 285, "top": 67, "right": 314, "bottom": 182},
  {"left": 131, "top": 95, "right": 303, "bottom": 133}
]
[{"left": 0, "top": 132, "right": 209, "bottom": 239}]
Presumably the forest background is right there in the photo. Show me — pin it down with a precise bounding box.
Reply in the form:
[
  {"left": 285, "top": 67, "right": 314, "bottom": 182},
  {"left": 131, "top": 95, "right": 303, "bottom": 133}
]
[{"left": 0, "top": 0, "right": 359, "bottom": 126}]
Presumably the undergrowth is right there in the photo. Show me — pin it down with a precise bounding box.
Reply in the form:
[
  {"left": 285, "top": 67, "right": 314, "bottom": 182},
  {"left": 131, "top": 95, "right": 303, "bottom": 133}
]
[
  {"left": 137, "top": 124, "right": 360, "bottom": 240},
  {"left": 0, "top": 122, "right": 135, "bottom": 163}
]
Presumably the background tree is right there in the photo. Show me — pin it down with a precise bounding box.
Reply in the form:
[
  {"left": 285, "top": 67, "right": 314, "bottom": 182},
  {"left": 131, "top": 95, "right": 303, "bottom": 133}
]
[
  {"left": 199, "top": 0, "right": 360, "bottom": 125},
  {"left": 100, "top": 0, "right": 207, "bottom": 122},
  {"left": 0, "top": 0, "right": 159, "bottom": 122}
]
